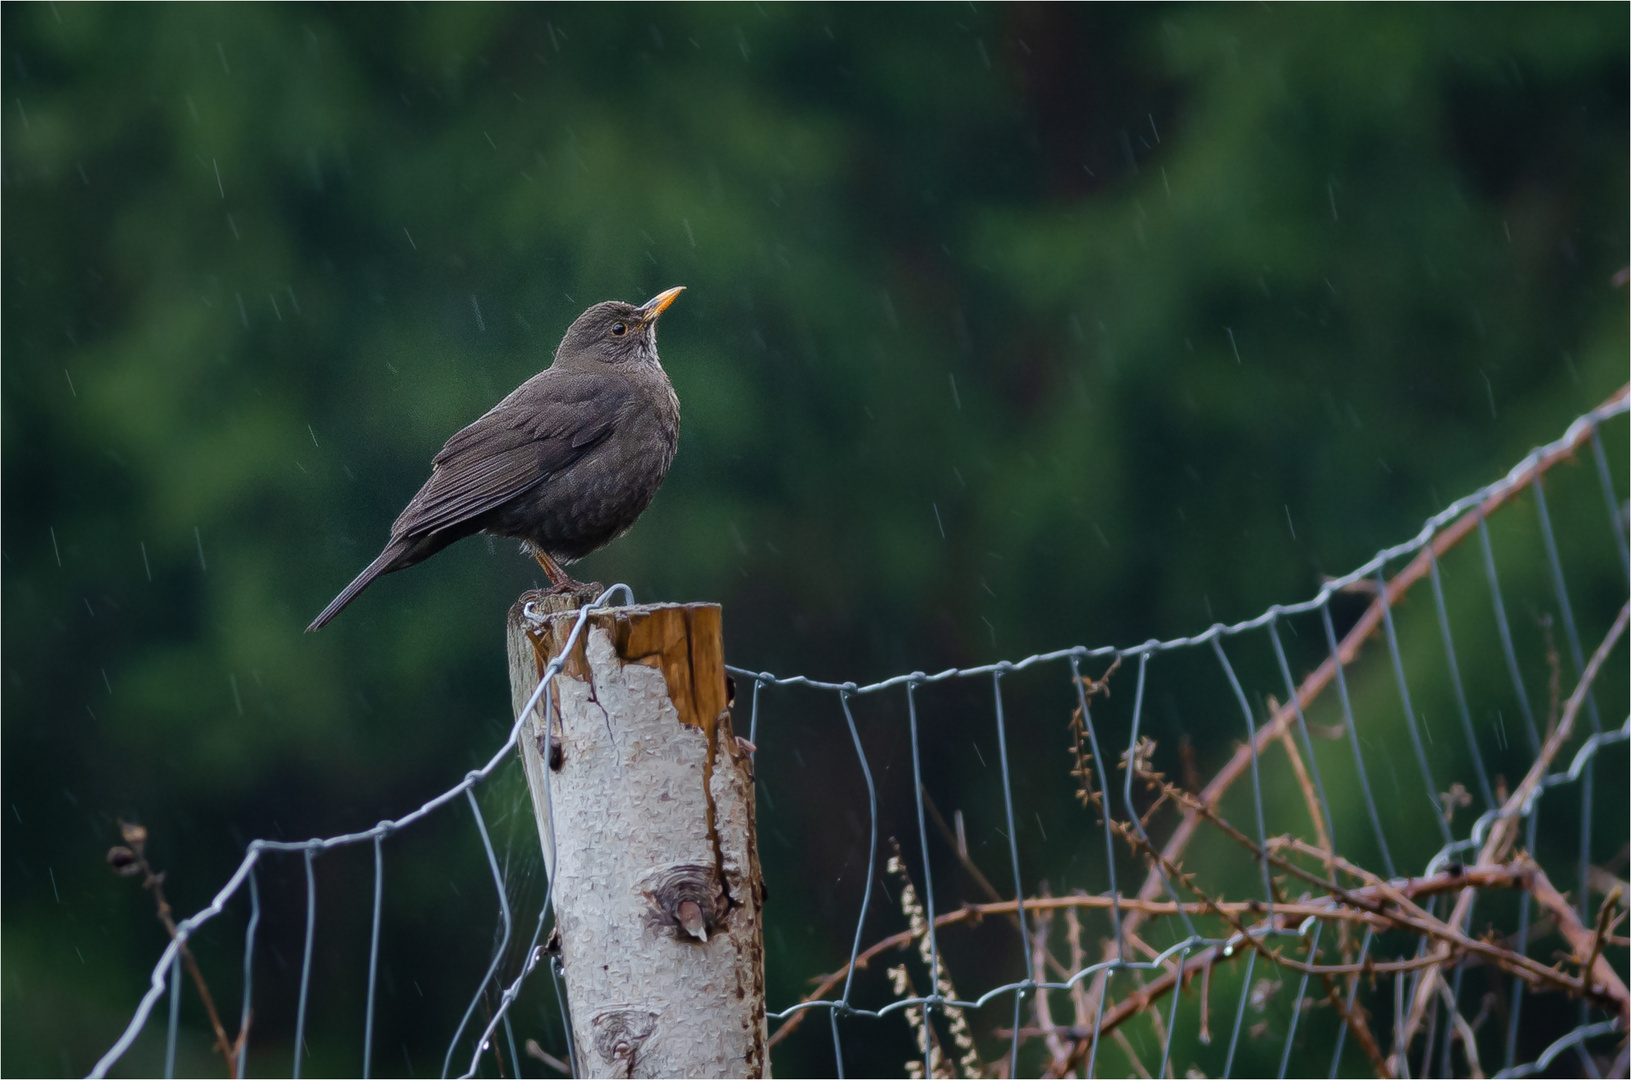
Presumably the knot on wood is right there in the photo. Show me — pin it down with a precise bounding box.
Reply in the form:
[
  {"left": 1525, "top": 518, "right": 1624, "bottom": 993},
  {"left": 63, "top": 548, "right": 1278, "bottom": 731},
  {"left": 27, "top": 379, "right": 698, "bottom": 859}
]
[
  {"left": 590, "top": 1007, "right": 658, "bottom": 1068},
  {"left": 535, "top": 722, "right": 564, "bottom": 771},
  {"left": 640, "top": 862, "right": 729, "bottom": 943}
]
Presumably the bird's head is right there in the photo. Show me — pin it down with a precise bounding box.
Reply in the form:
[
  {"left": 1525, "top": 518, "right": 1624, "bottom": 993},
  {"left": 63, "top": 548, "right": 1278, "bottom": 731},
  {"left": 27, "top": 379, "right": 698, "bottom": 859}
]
[{"left": 555, "top": 286, "right": 684, "bottom": 368}]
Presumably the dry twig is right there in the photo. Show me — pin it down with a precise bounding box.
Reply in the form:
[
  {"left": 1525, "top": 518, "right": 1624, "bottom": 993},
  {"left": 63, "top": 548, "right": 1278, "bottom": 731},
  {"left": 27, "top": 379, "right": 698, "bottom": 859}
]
[
  {"left": 523, "top": 1038, "right": 571, "bottom": 1075},
  {"left": 107, "top": 822, "right": 246, "bottom": 1077},
  {"left": 1113, "top": 385, "right": 1628, "bottom": 962},
  {"left": 1393, "top": 600, "right": 1629, "bottom": 1065}
]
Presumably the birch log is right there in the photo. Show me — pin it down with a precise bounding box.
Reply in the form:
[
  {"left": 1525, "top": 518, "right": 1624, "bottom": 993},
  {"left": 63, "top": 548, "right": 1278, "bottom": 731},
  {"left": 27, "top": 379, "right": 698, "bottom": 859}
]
[{"left": 507, "top": 594, "right": 769, "bottom": 1079}]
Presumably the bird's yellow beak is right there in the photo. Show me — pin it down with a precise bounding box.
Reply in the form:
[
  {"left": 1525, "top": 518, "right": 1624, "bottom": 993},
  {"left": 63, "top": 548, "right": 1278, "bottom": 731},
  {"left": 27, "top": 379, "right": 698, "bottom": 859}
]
[{"left": 638, "top": 286, "right": 685, "bottom": 324}]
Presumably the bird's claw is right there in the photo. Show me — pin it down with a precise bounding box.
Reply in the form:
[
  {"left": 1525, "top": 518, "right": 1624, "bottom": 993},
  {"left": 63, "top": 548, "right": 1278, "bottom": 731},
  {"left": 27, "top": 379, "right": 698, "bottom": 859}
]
[{"left": 536, "top": 580, "right": 607, "bottom": 610}]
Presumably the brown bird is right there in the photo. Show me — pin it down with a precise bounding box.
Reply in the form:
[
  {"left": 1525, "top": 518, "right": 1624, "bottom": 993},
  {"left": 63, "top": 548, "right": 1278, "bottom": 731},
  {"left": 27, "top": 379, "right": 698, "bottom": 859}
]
[{"left": 307, "top": 286, "right": 684, "bottom": 631}]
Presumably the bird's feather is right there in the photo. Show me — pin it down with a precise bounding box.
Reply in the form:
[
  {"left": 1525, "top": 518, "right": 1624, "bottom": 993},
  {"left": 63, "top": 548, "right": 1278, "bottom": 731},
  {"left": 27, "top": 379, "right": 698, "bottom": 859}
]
[{"left": 394, "top": 371, "right": 628, "bottom": 538}]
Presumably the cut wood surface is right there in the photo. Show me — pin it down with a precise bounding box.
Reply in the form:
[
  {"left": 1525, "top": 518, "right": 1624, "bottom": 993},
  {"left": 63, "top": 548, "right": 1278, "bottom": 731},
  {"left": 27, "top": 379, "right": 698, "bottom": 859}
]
[{"left": 508, "top": 594, "right": 769, "bottom": 1079}]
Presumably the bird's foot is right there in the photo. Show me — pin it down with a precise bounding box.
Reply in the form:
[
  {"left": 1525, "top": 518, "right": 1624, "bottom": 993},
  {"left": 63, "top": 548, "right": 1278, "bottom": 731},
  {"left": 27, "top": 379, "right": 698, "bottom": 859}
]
[
  {"left": 525, "top": 551, "right": 607, "bottom": 610},
  {"left": 545, "top": 577, "right": 604, "bottom": 598},
  {"left": 519, "top": 579, "right": 607, "bottom": 615}
]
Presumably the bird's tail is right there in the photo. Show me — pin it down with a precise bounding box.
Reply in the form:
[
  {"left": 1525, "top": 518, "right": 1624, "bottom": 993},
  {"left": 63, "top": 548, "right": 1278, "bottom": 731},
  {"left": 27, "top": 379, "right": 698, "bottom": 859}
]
[{"left": 306, "top": 545, "right": 403, "bottom": 632}]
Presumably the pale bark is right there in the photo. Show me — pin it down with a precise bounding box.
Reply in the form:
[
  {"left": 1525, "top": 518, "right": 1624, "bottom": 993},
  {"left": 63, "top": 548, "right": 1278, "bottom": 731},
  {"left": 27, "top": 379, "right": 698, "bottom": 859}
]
[{"left": 508, "top": 595, "right": 769, "bottom": 1079}]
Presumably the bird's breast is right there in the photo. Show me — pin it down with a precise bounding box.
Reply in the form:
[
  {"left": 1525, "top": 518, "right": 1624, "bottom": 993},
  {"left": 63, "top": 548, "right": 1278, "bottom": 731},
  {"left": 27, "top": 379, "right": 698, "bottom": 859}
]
[{"left": 504, "top": 371, "right": 678, "bottom": 561}]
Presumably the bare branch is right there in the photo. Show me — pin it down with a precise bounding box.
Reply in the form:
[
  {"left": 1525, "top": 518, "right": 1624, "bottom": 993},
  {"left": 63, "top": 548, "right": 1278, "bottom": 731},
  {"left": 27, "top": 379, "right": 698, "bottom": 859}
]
[
  {"left": 107, "top": 822, "right": 242, "bottom": 1077},
  {"left": 1395, "top": 600, "right": 1629, "bottom": 1058},
  {"left": 1116, "top": 386, "right": 1630, "bottom": 962}
]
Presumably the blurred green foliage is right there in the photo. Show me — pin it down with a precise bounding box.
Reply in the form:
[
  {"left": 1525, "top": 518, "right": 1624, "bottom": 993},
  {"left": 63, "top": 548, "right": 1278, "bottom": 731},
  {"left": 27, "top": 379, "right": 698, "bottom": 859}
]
[{"left": 3, "top": 4, "right": 1625, "bottom": 1076}]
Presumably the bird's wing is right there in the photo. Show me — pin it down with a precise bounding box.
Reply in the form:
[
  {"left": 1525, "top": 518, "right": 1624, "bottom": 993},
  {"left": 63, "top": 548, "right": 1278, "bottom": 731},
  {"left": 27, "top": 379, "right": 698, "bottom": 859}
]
[{"left": 392, "top": 371, "right": 628, "bottom": 538}]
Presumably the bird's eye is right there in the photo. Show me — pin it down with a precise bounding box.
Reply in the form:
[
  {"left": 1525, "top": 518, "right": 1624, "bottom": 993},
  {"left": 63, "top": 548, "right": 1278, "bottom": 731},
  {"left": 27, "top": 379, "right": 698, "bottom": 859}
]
[{"left": 611, "top": 322, "right": 628, "bottom": 336}]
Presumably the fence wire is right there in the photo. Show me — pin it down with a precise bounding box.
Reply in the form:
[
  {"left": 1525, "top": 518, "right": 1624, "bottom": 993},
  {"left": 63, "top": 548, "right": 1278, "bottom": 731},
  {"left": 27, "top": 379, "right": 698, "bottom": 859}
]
[{"left": 90, "top": 390, "right": 1629, "bottom": 1079}]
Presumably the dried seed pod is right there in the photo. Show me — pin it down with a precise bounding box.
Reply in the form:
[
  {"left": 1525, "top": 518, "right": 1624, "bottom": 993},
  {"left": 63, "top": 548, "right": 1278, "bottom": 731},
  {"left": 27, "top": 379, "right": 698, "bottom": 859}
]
[{"left": 106, "top": 846, "right": 142, "bottom": 877}]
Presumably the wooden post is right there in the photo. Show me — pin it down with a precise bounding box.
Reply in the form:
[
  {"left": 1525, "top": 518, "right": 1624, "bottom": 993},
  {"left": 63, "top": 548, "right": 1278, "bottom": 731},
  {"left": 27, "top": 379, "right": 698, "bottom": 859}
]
[{"left": 507, "top": 593, "right": 769, "bottom": 1079}]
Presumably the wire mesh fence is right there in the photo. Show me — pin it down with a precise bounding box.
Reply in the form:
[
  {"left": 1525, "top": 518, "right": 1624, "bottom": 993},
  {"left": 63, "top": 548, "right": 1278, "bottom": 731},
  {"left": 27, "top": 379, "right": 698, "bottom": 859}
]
[{"left": 91, "top": 388, "right": 1628, "bottom": 1079}]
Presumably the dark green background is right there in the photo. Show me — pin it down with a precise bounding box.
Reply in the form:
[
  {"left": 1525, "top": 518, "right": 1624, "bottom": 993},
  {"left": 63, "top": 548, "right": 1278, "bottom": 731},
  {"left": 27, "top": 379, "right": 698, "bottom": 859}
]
[{"left": 4, "top": 4, "right": 1626, "bottom": 1077}]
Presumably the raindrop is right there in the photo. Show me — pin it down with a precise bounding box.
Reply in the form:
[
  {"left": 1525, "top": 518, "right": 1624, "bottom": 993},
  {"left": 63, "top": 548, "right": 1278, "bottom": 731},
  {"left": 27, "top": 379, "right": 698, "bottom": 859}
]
[{"left": 879, "top": 290, "right": 898, "bottom": 330}]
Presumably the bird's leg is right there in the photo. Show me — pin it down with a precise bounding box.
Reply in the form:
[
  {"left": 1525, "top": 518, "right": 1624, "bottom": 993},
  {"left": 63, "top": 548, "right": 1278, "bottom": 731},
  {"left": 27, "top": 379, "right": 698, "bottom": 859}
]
[{"left": 532, "top": 549, "right": 588, "bottom": 594}]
